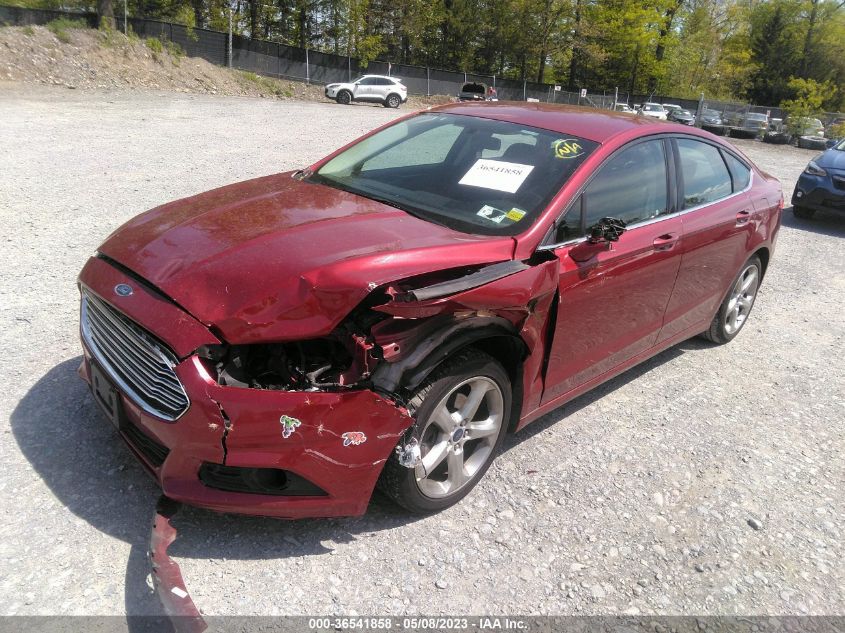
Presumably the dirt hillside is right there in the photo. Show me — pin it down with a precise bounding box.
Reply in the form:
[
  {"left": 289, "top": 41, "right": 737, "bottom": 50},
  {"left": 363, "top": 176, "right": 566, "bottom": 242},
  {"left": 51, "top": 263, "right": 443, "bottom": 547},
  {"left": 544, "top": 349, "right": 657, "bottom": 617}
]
[{"left": 0, "top": 23, "right": 449, "bottom": 106}]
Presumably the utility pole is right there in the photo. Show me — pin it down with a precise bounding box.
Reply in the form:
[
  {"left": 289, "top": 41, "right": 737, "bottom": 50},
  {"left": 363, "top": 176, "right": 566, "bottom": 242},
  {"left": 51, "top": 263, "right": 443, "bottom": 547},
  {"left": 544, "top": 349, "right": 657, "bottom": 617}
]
[
  {"left": 227, "top": 7, "right": 233, "bottom": 68},
  {"left": 123, "top": 0, "right": 127, "bottom": 34}
]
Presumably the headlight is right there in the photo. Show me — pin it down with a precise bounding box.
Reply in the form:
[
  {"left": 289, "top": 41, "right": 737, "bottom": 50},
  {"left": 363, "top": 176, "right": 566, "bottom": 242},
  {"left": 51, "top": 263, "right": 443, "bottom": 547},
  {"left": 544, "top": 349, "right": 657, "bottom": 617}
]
[{"left": 805, "top": 160, "right": 827, "bottom": 177}]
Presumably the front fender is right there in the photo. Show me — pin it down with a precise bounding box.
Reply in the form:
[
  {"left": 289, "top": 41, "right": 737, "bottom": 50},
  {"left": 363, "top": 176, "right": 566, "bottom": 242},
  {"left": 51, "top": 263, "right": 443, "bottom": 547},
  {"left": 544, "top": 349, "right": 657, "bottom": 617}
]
[{"left": 371, "top": 316, "right": 524, "bottom": 393}]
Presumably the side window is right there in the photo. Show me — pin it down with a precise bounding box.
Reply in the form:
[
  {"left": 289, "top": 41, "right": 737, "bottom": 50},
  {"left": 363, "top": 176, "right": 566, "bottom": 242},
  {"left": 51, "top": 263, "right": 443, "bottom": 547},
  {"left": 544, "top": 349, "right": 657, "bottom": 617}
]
[
  {"left": 358, "top": 77, "right": 376, "bottom": 86},
  {"left": 555, "top": 195, "right": 582, "bottom": 243},
  {"left": 722, "top": 151, "right": 751, "bottom": 192},
  {"left": 676, "top": 139, "right": 732, "bottom": 208},
  {"left": 361, "top": 124, "right": 463, "bottom": 171},
  {"left": 582, "top": 139, "right": 669, "bottom": 232}
]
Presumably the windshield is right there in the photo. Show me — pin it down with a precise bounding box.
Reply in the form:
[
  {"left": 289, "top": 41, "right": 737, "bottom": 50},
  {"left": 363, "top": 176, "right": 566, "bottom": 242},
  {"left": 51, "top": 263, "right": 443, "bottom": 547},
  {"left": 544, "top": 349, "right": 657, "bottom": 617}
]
[
  {"left": 835, "top": 139, "right": 845, "bottom": 150},
  {"left": 747, "top": 113, "right": 768, "bottom": 121},
  {"left": 643, "top": 104, "right": 663, "bottom": 112},
  {"left": 309, "top": 113, "right": 597, "bottom": 236}
]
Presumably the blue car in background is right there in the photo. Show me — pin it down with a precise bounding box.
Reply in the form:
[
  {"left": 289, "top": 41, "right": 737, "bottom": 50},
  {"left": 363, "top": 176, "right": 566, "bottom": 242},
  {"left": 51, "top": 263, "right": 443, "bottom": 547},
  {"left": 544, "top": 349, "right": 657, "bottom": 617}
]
[{"left": 792, "top": 138, "right": 845, "bottom": 219}]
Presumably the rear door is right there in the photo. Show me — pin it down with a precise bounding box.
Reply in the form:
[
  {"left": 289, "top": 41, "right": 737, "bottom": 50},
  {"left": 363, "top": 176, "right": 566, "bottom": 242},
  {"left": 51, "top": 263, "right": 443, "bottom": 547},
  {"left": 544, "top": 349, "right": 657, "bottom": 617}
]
[
  {"left": 374, "top": 77, "right": 392, "bottom": 100},
  {"left": 542, "top": 137, "right": 684, "bottom": 403},
  {"left": 657, "top": 137, "right": 754, "bottom": 342}
]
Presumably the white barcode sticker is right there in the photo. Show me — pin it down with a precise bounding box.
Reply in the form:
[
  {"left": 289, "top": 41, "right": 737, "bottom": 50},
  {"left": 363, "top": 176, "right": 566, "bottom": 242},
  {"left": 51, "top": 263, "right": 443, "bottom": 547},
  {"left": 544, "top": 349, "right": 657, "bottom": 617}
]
[{"left": 459, "top": 159, "right": 534, "bottom": 193}]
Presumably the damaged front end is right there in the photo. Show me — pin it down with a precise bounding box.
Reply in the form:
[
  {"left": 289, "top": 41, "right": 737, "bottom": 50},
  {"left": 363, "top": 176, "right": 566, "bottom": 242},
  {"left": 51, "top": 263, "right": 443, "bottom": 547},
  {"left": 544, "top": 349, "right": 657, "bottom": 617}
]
[
  {"left": 78, "top": 250, "right": 558, "bottom": 520},
  {"left": 198, "top": 254, "right": 555, "bottom": 388},
  {"left": 195, "top": 254, "right": 559, "bottom": 435}
]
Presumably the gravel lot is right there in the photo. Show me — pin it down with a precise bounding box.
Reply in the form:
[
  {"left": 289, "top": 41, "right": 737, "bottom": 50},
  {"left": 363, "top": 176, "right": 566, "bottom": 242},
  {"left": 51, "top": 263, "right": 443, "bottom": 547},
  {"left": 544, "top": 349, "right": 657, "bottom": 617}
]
[{"left": 1, "top": 84, "right": 843, "bottom": 619}]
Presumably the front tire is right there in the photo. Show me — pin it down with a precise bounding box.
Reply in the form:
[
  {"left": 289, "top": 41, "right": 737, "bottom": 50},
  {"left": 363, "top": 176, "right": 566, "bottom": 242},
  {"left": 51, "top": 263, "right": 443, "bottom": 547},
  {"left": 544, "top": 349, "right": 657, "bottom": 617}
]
[
  {"left": 792, "top": 205, "right": 816, "bottom": 219},
  {"left": 385, "top": 93, "right": 401, "bottom": 108},
  {"left": 378, "top": 349, "right": 511, "bottom": 514},
  {"left": 336, "top": 90, "right": 352, "bottom": 105},
  {"left": 701, "top": 255, "right": 762, "bottom": 344}
]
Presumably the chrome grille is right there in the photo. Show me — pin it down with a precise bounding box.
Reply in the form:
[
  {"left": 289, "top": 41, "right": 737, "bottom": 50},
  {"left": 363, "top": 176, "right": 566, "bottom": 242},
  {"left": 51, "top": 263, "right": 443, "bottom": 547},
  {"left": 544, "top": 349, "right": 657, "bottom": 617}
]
[{"left": 81, "top": 288, "right": 189, "bottom": 420}]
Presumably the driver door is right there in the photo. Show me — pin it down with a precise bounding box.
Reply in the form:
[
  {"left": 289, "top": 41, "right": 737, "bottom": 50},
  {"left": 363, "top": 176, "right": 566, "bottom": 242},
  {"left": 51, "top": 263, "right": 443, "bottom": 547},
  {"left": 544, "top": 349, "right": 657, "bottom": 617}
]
[{"left": 541, "top": 137, "right": 684, "bottom": 404}]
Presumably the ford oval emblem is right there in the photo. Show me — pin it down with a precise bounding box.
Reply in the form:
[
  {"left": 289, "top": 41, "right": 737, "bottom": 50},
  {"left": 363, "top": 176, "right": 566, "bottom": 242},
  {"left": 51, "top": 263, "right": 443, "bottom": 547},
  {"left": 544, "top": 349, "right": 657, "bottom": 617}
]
[{"left": 114, "top": 284, "right": 133, "bottom": 297}]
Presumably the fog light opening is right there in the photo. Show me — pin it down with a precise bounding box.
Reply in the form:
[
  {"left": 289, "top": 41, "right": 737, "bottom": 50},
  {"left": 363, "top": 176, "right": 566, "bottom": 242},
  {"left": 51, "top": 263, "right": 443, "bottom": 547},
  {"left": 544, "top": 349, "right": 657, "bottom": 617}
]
[{"left": 199, "top": 463, "right": 328, "bottom": 496}]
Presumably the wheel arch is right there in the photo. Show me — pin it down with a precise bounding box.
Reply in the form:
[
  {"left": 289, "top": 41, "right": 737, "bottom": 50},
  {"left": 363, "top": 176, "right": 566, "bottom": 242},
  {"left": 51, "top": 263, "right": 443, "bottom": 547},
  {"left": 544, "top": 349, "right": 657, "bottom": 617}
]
[
  {"left": 371, "top": 317, "right": 527, "bottom": 431},
  {"left": 752, "top": 246, "right": 770, "bottom": 280}
]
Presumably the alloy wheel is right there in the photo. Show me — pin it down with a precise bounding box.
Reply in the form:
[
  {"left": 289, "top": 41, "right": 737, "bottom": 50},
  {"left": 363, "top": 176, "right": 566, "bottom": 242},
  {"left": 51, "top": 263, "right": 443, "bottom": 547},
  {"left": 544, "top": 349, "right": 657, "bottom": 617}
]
[
  {"left": 415, "top": 376, "right": 504, "bottom": 499},
  {"left": 724, "top": 263, "right": 759, "bottom": 335}
]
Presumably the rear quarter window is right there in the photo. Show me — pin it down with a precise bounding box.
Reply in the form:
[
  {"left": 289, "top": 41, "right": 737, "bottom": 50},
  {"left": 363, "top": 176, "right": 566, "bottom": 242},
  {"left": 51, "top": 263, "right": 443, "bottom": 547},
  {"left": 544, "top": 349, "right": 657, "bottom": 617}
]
[
  {"left": 722, "top": 152, "right": 751, "bottom": 191},
  {"left": 676, "top": 139, "right": 733, "bottom": 208}
]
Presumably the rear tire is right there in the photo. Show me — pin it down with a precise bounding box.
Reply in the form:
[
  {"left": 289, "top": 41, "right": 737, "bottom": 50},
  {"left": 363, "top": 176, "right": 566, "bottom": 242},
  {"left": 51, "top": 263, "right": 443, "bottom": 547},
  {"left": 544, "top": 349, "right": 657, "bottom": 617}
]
[
  {"left": 377, "top": 349, "right": 511, "bottom": 514},
  {"left": 385, "top": 93, "right": 401, "bottom": 108},
  {"left": 700, "top": 255, "right": 762, "bottom": 345},
  {"left": 792, "top": 205, "right": 816, "bottom": 219},
  {"left": 336, "top": 91, "right": 351, "bottom": 105}
]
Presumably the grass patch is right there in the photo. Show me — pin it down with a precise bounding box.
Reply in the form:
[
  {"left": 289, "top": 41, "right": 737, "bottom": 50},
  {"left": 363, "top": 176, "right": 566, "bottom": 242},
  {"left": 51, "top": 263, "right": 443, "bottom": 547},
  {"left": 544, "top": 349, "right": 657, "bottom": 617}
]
[
  {"left": 165, "top": 39, "right": 184, "bottom": 65},
  {"left": 46, "top": 17, "right": 87, "bottom": 43},
  {"left": 22, "top": 25, "right": 35, "bottom": 36},
  {"left": 145, "top": 36, "right": 163, "bottom": 54},
  {"left": 144, "top": 37, "right": 184, "bottom": 65},
  {"left": 239, "top": 71, "right": 292, "bottom": 97}
]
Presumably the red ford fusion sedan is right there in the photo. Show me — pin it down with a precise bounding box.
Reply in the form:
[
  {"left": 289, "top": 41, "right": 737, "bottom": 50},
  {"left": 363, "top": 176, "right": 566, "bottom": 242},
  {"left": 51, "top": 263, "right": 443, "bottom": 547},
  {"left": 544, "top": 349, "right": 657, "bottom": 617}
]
[{"left": 78, "top": 103, "right": 782, "bottom": 518}]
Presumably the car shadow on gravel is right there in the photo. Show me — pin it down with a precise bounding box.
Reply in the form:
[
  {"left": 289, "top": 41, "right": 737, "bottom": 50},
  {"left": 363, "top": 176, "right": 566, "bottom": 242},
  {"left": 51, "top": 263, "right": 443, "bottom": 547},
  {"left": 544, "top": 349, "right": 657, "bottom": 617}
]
[
  {"left": 13, "top": 341, "right": 712, "bottom": 623},
  {"left": 502, "top": 336, "right": 713, "bottom": 448},
  {"left": 782, "top": 205, "right": 845, "bottom": 238}
]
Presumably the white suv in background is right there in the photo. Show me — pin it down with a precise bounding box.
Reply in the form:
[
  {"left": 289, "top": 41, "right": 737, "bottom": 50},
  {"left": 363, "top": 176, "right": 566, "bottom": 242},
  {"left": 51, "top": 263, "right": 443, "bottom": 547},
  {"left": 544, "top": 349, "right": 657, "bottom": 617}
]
[
  {"left": 638, "top": 102, "right": 668, "bottom": 120},
  {"left": 325, "top": 75, "right": 408, "bottom": 108}
]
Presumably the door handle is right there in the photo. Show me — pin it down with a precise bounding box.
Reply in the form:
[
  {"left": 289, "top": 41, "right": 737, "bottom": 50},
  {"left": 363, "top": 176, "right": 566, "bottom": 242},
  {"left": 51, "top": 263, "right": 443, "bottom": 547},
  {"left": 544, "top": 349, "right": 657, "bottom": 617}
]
[
  {"left": 736, "top": 210, "right": 751, "bottom": 225},
  {"left": 652, "top": 233, "right": 679, "bottom": 252}
]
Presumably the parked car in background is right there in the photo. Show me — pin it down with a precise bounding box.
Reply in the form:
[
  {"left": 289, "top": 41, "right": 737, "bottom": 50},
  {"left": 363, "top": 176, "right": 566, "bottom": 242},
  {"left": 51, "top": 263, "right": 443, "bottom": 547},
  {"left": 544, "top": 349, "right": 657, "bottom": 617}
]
[
  {"left": 325, "top": 75, "right": 407, "bottom": 108},
  {"left": 787, "top": 117, "right": 825, "bottom": 138},
  {"left": 700, "top": 108, "right": 726, "bottom": 135},
  {"left": 639, "top": 102, "right": 668, "bottom": 120},
  {"left": 792, "top": 138, "right": 845, "bottom": 219},
  {"left": 458, "top": 82, "right": 488, "bottom": 101},
  {"left": 726, "top": 111, "right": 769, "bottom": 138},
  {"left": 77, "top": 103, "right": 782, "bottom": 519},
  {"left": 614, "top": 102, "right": 634, "bottom": 113},
  {"left": 763, "top": 119, "right": 792, "bottom": 145},
  {"left": 662, "top": 103, "right": 682, "bottom": 115},
  {"left": 668, "top": 108, "right": 696, "bottom": 126}
]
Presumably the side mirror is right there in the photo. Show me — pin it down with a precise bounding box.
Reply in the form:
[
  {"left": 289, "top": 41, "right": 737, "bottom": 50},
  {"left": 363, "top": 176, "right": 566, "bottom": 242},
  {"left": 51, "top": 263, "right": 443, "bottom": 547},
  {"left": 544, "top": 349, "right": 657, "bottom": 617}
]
[{"left": 569, "top": 217, "right": 627, "bottom": 263}]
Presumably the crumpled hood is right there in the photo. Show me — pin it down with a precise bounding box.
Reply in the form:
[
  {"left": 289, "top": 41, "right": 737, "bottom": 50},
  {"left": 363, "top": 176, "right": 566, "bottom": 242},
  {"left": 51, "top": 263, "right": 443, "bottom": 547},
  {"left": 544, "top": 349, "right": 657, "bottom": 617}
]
[
  {"left": 99, "top": 172, "right": 514, "bottom": 343},
  {"left": 817, "top": 148, "right": 845, "bottom": 172}
]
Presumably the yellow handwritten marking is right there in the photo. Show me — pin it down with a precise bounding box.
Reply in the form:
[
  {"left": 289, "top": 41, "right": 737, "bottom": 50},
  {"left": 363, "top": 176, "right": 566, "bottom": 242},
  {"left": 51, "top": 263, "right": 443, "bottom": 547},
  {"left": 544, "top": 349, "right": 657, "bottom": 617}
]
[{"left": 553, "top": 139, "right": 583, "bottom": 159}]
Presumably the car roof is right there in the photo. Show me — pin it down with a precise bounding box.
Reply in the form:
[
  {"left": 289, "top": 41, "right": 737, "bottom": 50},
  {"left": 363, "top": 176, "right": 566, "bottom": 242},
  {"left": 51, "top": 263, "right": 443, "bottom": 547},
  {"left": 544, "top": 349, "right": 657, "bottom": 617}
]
[{"left": 430, "top": 102, "right": 674, "bottom": 143}]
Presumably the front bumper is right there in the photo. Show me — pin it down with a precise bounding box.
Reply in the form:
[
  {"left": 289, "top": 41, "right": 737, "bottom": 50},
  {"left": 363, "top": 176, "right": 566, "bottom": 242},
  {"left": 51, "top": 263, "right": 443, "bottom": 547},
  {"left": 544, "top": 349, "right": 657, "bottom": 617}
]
[
  {"left": 78, "top": 256, "right": 413, "bottom": 519},
  {"left": 792, "top": 172, "right": 845, "bottom": 215}
]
